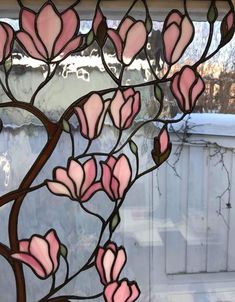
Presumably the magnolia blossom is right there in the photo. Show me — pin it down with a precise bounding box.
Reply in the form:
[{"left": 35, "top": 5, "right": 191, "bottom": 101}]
[
  {"left": 104, "top": 279, "right": 140, "bottom": 302},
  {"left": 163, "top": 10, "right": 194, "bottom": 64},
  {"left": 108, "top": 17, "right": 147, "bottom": 65},
  {"left": 0, "top": 22, "right": 14, "bottom": 63},
  {"left": 96, "top": 242, "right": 126, "bottom": 285},
  {"left": 152, "top": 126, "right": 171, "bottom": 166},
  {"left": 109, "top": 88, "right": 141, "bottom": 130},
  {"left": 101, "top": 155, "right": 132, "bottom": 201},
  {"left": 221, "top": 10, "right": 235, "bottom": 40},
  {"left": 171, "top": 66, "right": 205, "bottom": 113},
  {"left": 12, "top": 230, "right": 60, "bottom": 279},
  {"left": 17, "top": 2, "right": 81, "bottom": 62},
  {"left": 74, "top": 94, "right": 109, "bottom": 140},
  {"left": 47, "top": 158, "right": 101, "bottom": 202}
]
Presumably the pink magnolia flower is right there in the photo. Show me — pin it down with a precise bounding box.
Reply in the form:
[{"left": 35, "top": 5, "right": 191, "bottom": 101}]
[
  {"left": 171, "top": 66, "right": 205, "bottom": 113},
  {"left": 109, "top": 88, "right": 141, "bottom": 130},
  {"left": 104, "top": 279, "right": 140, "bottom": 302},
  {"left": 108, "top": 17, "right": 147, "bottom": 65},
  {"left": 96, "top": 242, "right": 126, "bottom": 285},
  {"left": 221, "top": 10, "right": 235, "bottom": 42},
  {"left": 101, "top": 155, "right": 132, "bottom": 201},
  {"left": 163, "top": 10, "right": 194, "bottom": 64},
  {"left": 152, "top": 126, "right": 171, "bottom": 166},
  {"left": 0, "top": 22, "right": 14, "bottom": 63},
  {"left": 11, "top": 229, "right": 60, "bottom": 279},
  {"left": 17, "top": 2, "right": 82, "bottom": 62},
  {"left": 47, "top": 158, "right": 102, "bottom": 202},
  {"left": 74, "top": 94, "right": 110, "bottom": 140}
]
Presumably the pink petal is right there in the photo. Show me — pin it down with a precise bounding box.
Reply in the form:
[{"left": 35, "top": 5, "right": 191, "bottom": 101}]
[
  {"left": 45, "top": 230, "right": 60, "bottom": 273},
  {"left": 104, "top": 282, "right": 119, "bottom": 302},
  {"left": 83, "top": 93, "right": 104, "bottom": 139},
  {"left": 29, "top": 236, "right": 53, "bottom": 275},
  {"left": 120, "top": 97, "right": 134, "bottom": 128},
  {"left": 3, "top": 24, "right": 14, "bottom": 58},
  {"left": 110, "top": 90, "right": 125, "bottom": 128},
  {"left": 179, "top": 67, "right": 196, "bottom": 111},
  {"left": 101, "top": 163, "right": 114, "bottom": 200},
  {"left": 82, "top": 158, "right": 97, "bottom": 194},
  {"left": 12, "top": 253, "right": 46, "bottom": 279},
  {"left": 19, "top": 240, "right": 29, "bottom": 253},
  {"left": 55, "top": 168, "right": 76, "bottom": 198},
  {"left": 122, "top": 21, "right": 147, "bottom": 65},
  {"left": 127, "top": 284, "right": 140, "bottom": 302},
  {"left": 96, "top": 248, "right": 106, "bottom": 284},
  {"left": 17, "top": 32, "right": 45, "bottom": 61},
  {"left": 227, "top": 11, "right": 234, "bottom": 31},
  {"left": 172, "top": 16, "right": 194, "bottom": 63},
  {"left": 47, "top": 181, "right": 72, "bottom": 198},
  {"left": 163, "top": 23, "right": 180, "bottom": 64},
  {"left": 191, "top": 76, "right": 205, "bottom": 107},
  {"left": 54, "top": 9, "right": 78, "bottom": 56},
  {"left": 108, "top": 29, "right": 123, "bottom": 61},
  {"left": 123, "top": 88, "right": 134, "bottom": 100},
  {"left": 111, "top": 176, "right": 120, "bottom": 200},
  {"left": 106, "top": 243, "right": 117, "bottom": 253},
  {"left": 53, "top": 36, "right": 81, "bottom": 62},
  {"left": 93, "top": 8, "right": 103, "bottom": 35},
  {"left": 36, "top": 3, "right": 62, "bottom": 58},
  {"left": 20, "top": 9, "right": 47, "bottom": 57},
  {"left": 81, "top": 182, "right": 102, "bottom": 202},
  {"left": 103, "top": 249, "right": 115, "bottom": 283},
  {"left": 97, "top": 101, "right": 110, "bottom": 136},
  {"left": 159, "top": 128, "right": 169, "bottom": 154},
  {"left": 112, "top": 249, "right": 126, "bottom": 281},
  {"left": 166, "top": 11, "right": 182, "bottom": 27},
  {"left": 0, "top": 25, "right": 7, "bottom": 62},
  {"left": 119, "top": 17, "right": 134, "bottom": 41},
  {"left": 74, "top": 107, "right": 88, "bottom": 139},
  {"left": 171, "top": 74, "right": 184, "bottom": 110},
  {"left": 106, "top": 156, "right": 117, "bottom": 169},
  {"left": 113, "top": 155, "right": 132, "bottom": 198},
  {"left": 114, "top": 280, "right": 131, "bottom": 302},
  {"left": 68, "top": 160, "right": 84, "bottom": 197}
]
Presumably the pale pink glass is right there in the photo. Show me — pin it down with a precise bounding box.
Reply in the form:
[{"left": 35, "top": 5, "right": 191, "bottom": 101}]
[
  {"left": 104, "top": 280, "right": 140, "bottom": 302},
  {"left": 12, "top": 230, "right": 60, "bottom": 279},
  {"left": 163, "top": 10, "right": 194, "bottom": 64},
  {"left": 101, "top": 155, "right": 132, "bottom": 201},
  {"left": 93, "top": 8, "right": 104, "bottom": 35},
  {"left": 171, "top": 66, "right": 205, "bottom": 113},
  {"left": 108, "top": 17, "right": 147, "bottom": 65},
  {"left": 17, "top": 3, "right": 81, "bottom": 62},
  {"left": 47, "top": 158, "right": 102, "bottom": 202},
  {"left": 160, "top": 128, "right": 169, "bottom": 154},
  {"left": 109, "top": 88, "right": 141, "bottom": 129},
  {"left": 96, "top": 242, "right": 126, "bottom": 285},
  {"left": 0, "top": 23, "right": 14, "bottom": 63},
  {"left": 226, "top": 11, "right": 234, "bottom": 31},
  {"left": 75, "top": 94, "right": 109, "bottom": 140}
]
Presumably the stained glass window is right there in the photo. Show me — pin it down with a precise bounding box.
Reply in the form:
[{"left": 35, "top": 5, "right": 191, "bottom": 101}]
[{"left": 0, "top": 0, "right": 234, "bottom": 301}]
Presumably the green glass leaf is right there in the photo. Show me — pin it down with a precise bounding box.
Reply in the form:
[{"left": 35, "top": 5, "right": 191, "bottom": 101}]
[
  {"left": 154, "top": 84, "right": 163, "bottom": 102},
  {"left": 129, "top": 140, "right": 138, "bottom": 155},
  {"left": 146, "top": 17, "right": 152, "bottom": 34},
  {"left": 110, "top": 212, "right": 120, "bottom": 233},
  {"left": 4, "top": 56, "right": 12, "bottom": 73},
  {"left": 207, "top": 2, "right": 218, "bottom": 23},
  {"left": 62, "top": 119, "right": 71, "bottom": 133},
  {"left": 60, "top": 244, "right": 68, "bottom": 258},
  {"left": 86, "top": 30, "right": 94, "bottom": 46}
]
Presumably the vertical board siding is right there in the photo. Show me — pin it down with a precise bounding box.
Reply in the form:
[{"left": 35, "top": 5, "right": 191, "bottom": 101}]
[
  {"left": 228, "top": 154, "right": 235, "bottom": 271},
  {"left": 186, "top": 146, "right": 207, "bottom": 273},
  {"left": 159, "top": 138, "right": 235, "bottom": 275},
  {"left": 206, "top": 147, "right": 231, "bottom": 272},
  {"left": 166, "top": 145, "right": 189, "bottom": 274}
]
